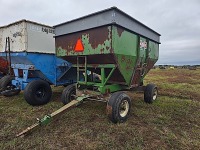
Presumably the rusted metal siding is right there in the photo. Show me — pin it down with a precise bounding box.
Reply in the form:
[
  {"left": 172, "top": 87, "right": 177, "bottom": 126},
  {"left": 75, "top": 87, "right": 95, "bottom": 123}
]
[
  {"left": 55, "top": 25, "right": 128, "bottom": 84},
  {"left": 56, "top": 26, "right": 112, "bottom": 56}
]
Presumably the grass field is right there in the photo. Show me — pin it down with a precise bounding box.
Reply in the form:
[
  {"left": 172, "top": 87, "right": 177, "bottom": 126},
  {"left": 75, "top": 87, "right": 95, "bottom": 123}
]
[{"left": 0, "top": 69, "right": 200, "bottom": 150}]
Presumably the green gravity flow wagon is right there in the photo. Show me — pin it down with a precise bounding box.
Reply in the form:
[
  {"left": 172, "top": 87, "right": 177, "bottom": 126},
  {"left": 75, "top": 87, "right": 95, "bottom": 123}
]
[{"left": 54, "top": 7, "right": 161, "bottom": 123}]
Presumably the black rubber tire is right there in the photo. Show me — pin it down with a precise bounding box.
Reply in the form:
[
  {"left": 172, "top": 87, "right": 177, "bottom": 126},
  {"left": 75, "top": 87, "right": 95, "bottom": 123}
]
[
  {"left": 0, "top": 75, "right": 12, "bottom": 90},
  {"left": 0, "top": 77, "right": 3, "bottom": 88},
  {"left": 0, "top": 75, "right": 20, "bottom": 97},
  {"left": 24, "top": 80, "right": 52, "bottom": 106},
  {"left": 107, "top": 92, "right": 131, "bottom": 123},
  {"left": 144, "top": 84, "right": 158, "bottom": 104},
  {"left": 61, "top": 84, "right": 76, "bottom": 105}
]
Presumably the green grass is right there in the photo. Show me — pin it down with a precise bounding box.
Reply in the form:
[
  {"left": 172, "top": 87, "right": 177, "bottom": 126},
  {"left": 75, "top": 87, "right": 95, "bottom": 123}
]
[{"left": 0, "top": 69, "right": 200, "bottom": 149}]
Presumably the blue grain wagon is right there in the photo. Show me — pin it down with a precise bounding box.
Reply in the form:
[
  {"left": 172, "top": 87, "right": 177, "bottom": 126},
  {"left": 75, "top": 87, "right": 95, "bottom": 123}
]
[{"left": 0, "top": 20, "right": 76, "bottom": 105}]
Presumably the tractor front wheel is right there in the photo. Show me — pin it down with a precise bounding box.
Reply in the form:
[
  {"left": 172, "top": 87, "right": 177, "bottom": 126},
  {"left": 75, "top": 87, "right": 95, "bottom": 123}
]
[
  {"left": 24, "top": 80, "right": 52, "bottom": 106},
  {"left": 107, "top": 92, "right": 131, "bottom": 123}
]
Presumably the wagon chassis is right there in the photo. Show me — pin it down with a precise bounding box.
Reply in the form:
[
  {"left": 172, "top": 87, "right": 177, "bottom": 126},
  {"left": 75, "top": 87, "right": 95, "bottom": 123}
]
[
  {"left": 15, "top": 7, "right": 160, "bottom": 137},
  {"left": 16, "top": 55, "right": 158, "bottom": 137}
]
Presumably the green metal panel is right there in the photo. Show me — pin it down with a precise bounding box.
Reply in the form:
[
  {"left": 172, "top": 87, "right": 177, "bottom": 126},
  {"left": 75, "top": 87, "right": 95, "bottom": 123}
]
[
  {"left": 114, "top": 54, "right": 136, "bottom": 85},
  {"left": 112, "top": 26, "right": 138, "bottom": 85},
  {"left": 98, "top": 84, "right": 126, "bottom": 93},
  {"left": 139, "top": 37, "right": 147, "bottom": 64},
  {"left": 112, "top": 26, "right": 138, "bottom": 56},
  {"left": 139, "top": 40, "right": 159, "bottom": 83},
  {"left": 57, "top": 47, "right": 66, "bottom": 56},
  {"left": 149, "top": 41, "right": 159, "bottom": 60}
]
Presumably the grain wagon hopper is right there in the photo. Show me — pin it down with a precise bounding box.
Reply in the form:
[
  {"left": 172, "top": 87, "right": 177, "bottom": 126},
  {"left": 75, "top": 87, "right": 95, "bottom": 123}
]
[
  {"left": 55, "top": 7, "right": 160, "bottom": 122},
  {"left": 0, "top": 20, "right": 76, "bottom": 105},
  {"left": 16, "top": 7, "right": 160, "bottom": 137}
]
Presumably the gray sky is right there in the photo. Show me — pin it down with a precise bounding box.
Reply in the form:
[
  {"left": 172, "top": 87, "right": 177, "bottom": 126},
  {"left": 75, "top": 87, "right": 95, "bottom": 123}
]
[{"left": 0, "top": 0, "right": 200, "bottom": 65}]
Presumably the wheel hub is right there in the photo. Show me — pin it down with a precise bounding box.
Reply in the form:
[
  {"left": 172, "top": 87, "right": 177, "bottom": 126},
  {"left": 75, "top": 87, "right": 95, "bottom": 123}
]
[
  {"left": 153, "top": 89, "right": 158, "bottom": 101},
  {"left": 119, "top": 100, "right": 129, "bottom": 117},
  {"left": 70, "top": 91, "right": 76, "bottom": 100},
  {"left": 36, "top": 88, "right": 45, "bottom": 98}
]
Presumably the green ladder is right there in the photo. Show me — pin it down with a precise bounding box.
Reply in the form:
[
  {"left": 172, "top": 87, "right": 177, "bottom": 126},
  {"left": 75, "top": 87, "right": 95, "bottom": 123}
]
[{"left": 77, "top": 56, "right": 87, "bottom": 83}]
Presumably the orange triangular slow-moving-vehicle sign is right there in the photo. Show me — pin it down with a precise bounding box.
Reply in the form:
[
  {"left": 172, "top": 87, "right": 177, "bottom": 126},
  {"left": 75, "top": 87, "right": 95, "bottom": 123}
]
[{"left": 74, "top": 39, "right": 84, "bottom": 52}]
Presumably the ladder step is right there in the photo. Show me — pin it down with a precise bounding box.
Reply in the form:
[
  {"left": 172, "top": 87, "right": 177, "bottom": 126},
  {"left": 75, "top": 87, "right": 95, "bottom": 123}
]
[
  {"left": 78, "top": 69, "right": 86, "bottom": 71},
  {"left": 78, "top": 64, "right": 86, "bottom": 66}
]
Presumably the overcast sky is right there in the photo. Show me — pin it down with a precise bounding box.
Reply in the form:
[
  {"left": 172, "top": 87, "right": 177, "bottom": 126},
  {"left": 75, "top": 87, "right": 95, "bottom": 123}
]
[{"left": 0, "top": 0, "right": 199, "bottom": 65}]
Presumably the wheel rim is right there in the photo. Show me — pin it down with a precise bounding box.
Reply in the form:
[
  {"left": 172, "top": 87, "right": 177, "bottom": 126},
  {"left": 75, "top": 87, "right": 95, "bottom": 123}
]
[
  {"left": 70, "top": 91, "right": 76, "bottom": 101},
  {"left": 153, "top": 88, "right": 158, "bottom": 101},
  {"left": 36, "top": 88, "right": 45, "bottom": 98},
  {"left": 119, "top": 100, "right": 129, "bottom": 117}
]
